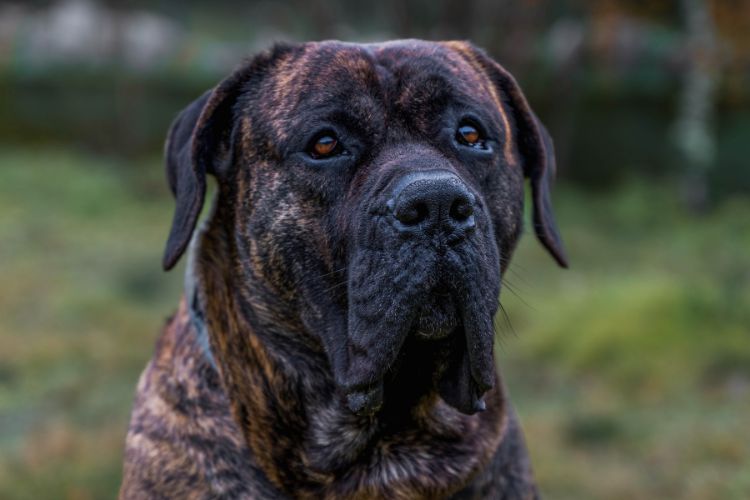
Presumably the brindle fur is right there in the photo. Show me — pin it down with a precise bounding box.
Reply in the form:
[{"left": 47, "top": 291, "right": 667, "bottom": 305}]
[{"left": 121, "top": 39, "right": 566, "bottom": 499}]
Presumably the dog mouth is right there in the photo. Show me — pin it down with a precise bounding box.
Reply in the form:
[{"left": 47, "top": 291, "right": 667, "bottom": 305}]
[
  {"left": 342, "top": 261, "right": 499, "bottom": 417},
  {"left": 337, "top": 173, "right": 502, "bottom": 418},
  {"left": 413, "top": 296, "right": 494, "bottom": 415},
  {"left": 413, "top": 292, "right": 460, "bottom": 340},
  {"left": 343, "top": 316, "right": 492, "bottom": 417}
]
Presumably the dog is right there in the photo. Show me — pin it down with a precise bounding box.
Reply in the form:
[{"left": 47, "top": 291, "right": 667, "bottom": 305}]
[{"left": 119, "top": 39, "right": 567, "bottom": 499}]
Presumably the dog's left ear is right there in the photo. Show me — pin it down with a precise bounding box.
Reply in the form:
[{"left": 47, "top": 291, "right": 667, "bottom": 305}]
[
  {"left": 161, "top": 65, "right": 251, "bottom": 271},
  {"left": 455, "top": 43, "right": 569, "bottom": 268}
]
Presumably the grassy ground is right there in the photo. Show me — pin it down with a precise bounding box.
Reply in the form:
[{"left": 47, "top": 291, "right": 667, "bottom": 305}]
[
  {"left": 0, "top": 148, "right": 748, "bottom": 499},
  {"left": 0, "top": 149, "right": 183, "bottom": 499},
  {"left": 500, "top": 184, "right": 750, "bottom": 499}
]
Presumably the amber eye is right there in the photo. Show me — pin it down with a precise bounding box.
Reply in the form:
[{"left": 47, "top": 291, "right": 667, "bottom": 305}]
[
  {"left": 456, "top": 123, "right": 482, "bottom": 147},
  {"left": 310, "top": 134, "right": 339, "bottom": 158}
]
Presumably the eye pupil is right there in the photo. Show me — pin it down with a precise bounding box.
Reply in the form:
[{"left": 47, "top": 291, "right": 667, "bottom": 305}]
[
  {"left": 458, "top": 124, "right": 480, "bottom": 145},
  {"left": 312, "top": 135, "right": 338, "bottom": 157}
]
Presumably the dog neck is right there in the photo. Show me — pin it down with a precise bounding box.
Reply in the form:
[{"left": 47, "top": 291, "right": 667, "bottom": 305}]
[{"left": 185, "top": 211, "right": 509, "bottom": 497}]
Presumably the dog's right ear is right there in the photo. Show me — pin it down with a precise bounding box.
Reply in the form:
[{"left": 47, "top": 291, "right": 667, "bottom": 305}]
[
  {"left": 162, "top": 90, "right": 210, "bottom": 270},
  {"left": 449, "top": 42, "right": 569, "bottom": 268},
  {"left": 162, "top": 65, "right": 254, "bottom": 271}
]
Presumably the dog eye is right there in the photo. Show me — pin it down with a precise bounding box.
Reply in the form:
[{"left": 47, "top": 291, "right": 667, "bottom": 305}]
[
  {"left": 309, "top": 134, "right": 341, "bottom": 159},
  {"left": 456, "top": 122, "right": 486, "bottom": 149}
]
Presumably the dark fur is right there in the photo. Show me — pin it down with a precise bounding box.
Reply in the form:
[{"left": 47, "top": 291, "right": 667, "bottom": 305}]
[{"left": 120, "top": 39, "right": 566, "bottom": 499}]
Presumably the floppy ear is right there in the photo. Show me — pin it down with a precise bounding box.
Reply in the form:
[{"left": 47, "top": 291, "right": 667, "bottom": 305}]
[
  {"left": 464, "top": 46, "right": 568, "bottom": 268},
  {"left": 162, "top": 67, "right": 252, "bottom": 270},
  {"left": 528, "top": 114, "right": 568, "bottom": 268}
]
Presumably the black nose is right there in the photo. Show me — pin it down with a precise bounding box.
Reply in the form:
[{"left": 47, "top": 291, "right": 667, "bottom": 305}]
[{"left": 387, "top": 171, "right": 476, "bottom": 238}]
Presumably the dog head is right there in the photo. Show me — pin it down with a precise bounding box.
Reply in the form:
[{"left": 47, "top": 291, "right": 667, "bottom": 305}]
[{"left": 162, "top": 40, "right": 567, "bottom": 418}]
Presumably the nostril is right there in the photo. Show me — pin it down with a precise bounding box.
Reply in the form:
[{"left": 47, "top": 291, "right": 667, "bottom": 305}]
[
  {"left": 388, "top": 172, "right": 477, "bottom": 235},
  {"left": 449, "top": 198, "right": 474, "bottom": 222},
  {"left": 395, "top": 202, "right": 429, "bottom": 226}
]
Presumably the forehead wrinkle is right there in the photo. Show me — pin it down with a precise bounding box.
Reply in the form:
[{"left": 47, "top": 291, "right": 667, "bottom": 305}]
[
  {"left": 267, "top": 51, "right": 308, "bottom": 143},
  {"left": 376, "top": 44, "right": 509, "bottom": 149},
  {"left": 441, "top": 42, "right": 515, "bottom": 166},
  {"left": 304, "top": 43, "right": 378, "bottom": 86},
  {"left": 286, "top": 46, "right": 382, "bottom": 132},
  {"left": 332, "top": 48, "right": 376, "bottom": 81}
]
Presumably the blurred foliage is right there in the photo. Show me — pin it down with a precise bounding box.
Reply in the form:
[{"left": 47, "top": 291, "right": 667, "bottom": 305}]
[{"left": 0, "top": 0, "right": 749, "bottom": 196}]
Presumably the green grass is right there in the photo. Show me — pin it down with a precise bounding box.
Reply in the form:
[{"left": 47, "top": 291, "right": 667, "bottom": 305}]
[
  {"left": 0, "top": 149, "right": 183, "bottom": 499},
  {"left": 0, "top": 148, "right": 748, "bottom": 499},
  {"left": 500, "top": 181, "right": 750, "bottom": 500}
]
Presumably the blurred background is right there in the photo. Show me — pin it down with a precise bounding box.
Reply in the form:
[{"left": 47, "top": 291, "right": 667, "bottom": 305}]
[{"left": 0, "top": 0, "right": 748, "bottom": 498}]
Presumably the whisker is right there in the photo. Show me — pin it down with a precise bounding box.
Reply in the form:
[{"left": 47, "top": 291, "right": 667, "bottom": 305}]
[
  {"left": 291, "top": 266, "right": 348, "bottom": 290},
  {"left": 506, "top": 263, "right": 532, "bottom": 288},
  {"left": 323, "top": 279, "right": 349, "bottom": 294},
  {"left": 501, "top": 278, "right": 536, "bottom": 312},
  {"left": 506, "top": 259, "right": 530, "bottom": 275},
  {"left": 496, "top": 300, "right": 516, "bottom": 338},
  {"left": 493, "top": 308, "right": 510, "bottom": 352}
]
